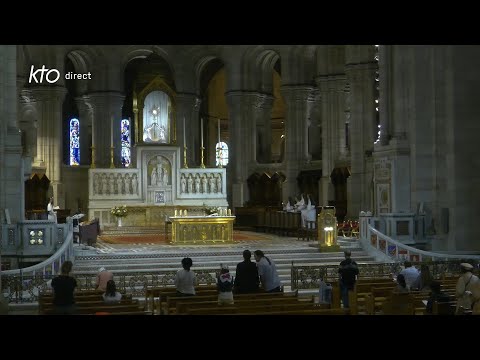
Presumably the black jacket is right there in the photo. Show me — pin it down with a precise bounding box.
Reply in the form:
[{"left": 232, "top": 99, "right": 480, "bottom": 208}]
[{"left": 234, "top": 260, "right": 260, "bottom": 293}]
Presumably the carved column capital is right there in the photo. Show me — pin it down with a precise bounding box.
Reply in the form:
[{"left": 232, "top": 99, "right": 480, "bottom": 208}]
[
  {"left": 29, "top": 86, "right": 67, "bottom": 102},
  {"left": 280, "top": 85, "right": 315, "bottom": 103}
]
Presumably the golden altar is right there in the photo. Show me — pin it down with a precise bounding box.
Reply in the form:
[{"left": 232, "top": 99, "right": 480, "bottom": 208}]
[{"left": 169, "top": 216, "right": 236, "bottom": 244}]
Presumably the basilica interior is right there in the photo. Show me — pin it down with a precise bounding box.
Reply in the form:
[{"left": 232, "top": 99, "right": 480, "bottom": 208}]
[{"left": 1, "top": 45, "right": 480, "bottom": 315}]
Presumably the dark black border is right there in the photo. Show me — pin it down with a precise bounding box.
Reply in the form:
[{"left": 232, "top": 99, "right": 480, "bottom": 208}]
[{"left": 4, "top": 6, "right": 478, "bottom": 44}]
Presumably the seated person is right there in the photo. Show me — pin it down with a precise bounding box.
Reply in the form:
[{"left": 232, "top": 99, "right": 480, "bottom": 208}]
[
  {"left": 217, "top": 264, "right": 234, "bottom": 305},
  {"left": 393, "top": 274, "right": 409, "bottom": 294},
  {"left": 96, "top": 267, "right": 113, "bottom": 292},
  {"left": 103, "top": 280, "right": 122, "bottom": 303},
  {"left": 426, "top": 280, "right": 451, "bottom": 315}
]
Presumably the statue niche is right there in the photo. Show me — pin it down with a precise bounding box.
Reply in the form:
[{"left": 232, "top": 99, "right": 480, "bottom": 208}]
[{"left": 148, "top": 155, "right": 171, "bottom": 188}]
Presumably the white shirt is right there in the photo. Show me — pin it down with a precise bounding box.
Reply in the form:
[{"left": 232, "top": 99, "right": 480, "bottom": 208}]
[
  {"left": 174, "top": 269, "right": 196, "bottom": 295},
  {"left": 399, "top": 266, "right": 420, "bottom": 289},
  {"left": 256, "top": 257, "right": 281, "bottom": 292}
]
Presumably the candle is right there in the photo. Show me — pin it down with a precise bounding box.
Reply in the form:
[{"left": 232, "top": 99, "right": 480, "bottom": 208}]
[
  {"left": 174, "top": 209, "right": 177, "bottom": 217},
  {"left": 110, "top": 115, "right": 114, "bottom": 147},
  {"left": 183, "top": 116, "right": 186, "bottom": 146},
  {"left": 201, "top": 118, "right": 204, "bottom": 148},
  {"left": 228, "top": 209, "right": 231, "bottom": 216},
  {"left": 217, "top": 118, "right": 221, "bottom": 144},
  {"left": 92, "top": 118, "right": 95, "bottom": 147}
]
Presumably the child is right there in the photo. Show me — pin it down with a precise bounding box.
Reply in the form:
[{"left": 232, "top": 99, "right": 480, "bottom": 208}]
[{"left": 217, "top": 264, "right": 234, "bottom": 305}]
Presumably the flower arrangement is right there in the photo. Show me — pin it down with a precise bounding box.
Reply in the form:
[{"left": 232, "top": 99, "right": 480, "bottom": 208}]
[
  {"left": 111, "top": 205, "right": 128, "bottom": 218},
  {"left": 205, "top": 206, "right": 222, "bottom": 215}
]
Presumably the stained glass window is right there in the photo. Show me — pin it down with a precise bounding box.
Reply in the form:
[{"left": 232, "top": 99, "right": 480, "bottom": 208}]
[
  {"left": 121, "top": 119, "right": 131, "bottom": 167},
  {"left": 215, "top": 141, "right": 229, "bottom": 166},
  {"left": 69, "top": 118, "right": 80, "bottom": 166}
]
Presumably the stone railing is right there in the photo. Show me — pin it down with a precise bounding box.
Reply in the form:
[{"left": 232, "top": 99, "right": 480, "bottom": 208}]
[
  {"left": 0, "top": 218, "right": 72, "bottom": 257},
  {"left": 360, "top": 215, "right": 480, "bottom": 262},
  {"left": 1, "top": 229, "right": 74, "bottom": 303}
]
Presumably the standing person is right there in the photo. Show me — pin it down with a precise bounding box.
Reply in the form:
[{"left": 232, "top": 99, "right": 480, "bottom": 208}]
[
  {"left": 51, "top": 260, "right": 77, "bottom": 315},
  {"left": 95, "top": 267, "right": 113, "bottom": 292},
  {"left": 399, "top": 261, "right": 420, "bottom": 290},
  {"left": 338, "top": 250, "right": 359, "bottom": 308},
  {"left": 217, "top": 264, "right": 234, "bottom": 305},
  {"left": 102, "top": 280, "right": 122, "bottom": 303},
  {"left": 174, "top": 257, "right": 196, "bottom": 296},
  {"left": 455, "top": 262, "right": 479, "bottom": 314},
  {"left": 234, "top": 250, "right": 260, "bottom": 294},
  {"left": 253, "top": 250, "right": 282, "bottom": 293},
  {"left": 47, "top": 196, "right": 57, "bottom": 223}
]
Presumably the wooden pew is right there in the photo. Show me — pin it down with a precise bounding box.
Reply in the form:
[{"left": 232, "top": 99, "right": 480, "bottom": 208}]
[
  {"left": 166, "top": 291, "right": 297, "bottom": 315},
  {"left": 178, "top": 296, "right": 313, "bottom": 315},
  {"left": 186, "top": 302, "right": 325, "bottom": 315}
]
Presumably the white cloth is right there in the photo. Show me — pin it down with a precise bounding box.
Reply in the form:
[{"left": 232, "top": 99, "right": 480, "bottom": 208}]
[
  {"left": 103, "top": 292, "right": 122, "bottom": 303},
  {"left": 47, "top": 203, "right": 57, "bottom": 223},
  {"left": 300, "top": 199, "right": 316, "bottom": 228}
]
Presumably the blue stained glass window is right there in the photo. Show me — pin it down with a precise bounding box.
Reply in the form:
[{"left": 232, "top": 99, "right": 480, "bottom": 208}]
[
  {"left": 121, "top": 119, "right": 131, "bottom": 167},
  {"left": 215, "top": 141, "right": 229, "bottom": 166},
  {"left": 69, "top": 118, "right": 80, "bottom": 166}
]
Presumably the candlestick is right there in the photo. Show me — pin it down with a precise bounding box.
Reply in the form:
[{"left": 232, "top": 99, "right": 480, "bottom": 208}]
[
  {"left": 110, "top": 146, "right": 115, "bottom": 168},
  {"left": 201, "top": 118, "right": 204, "bottom": 148},
  {"left": 92, "top": 119, "right": 95, "bottom": 148},
  {"left": 217, "top": 118, "right": 220, "bottom": 144},
  {"left": 110, "top": 115, "right": 114, "bottom": 147},
  {"left": 200, "top": 145, "right": 206, "bottom": 169},
  {"left": 183, "top": 116, "right": 186, "bottom": 145},
  {"left": 90, "top": 146, "right": 96, "bottom": 169},
  {"left": 183, "top": 145, "right": 188, "bottom": 169}
]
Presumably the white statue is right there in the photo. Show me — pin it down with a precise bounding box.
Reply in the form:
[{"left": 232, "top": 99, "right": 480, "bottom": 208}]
[
  {"left": 124, "top": 174, "right": 130, "bottom": 194},
  {"left": 209, "top": 175, "right": 216, "bottom": 193},
  {"left": 195, "top": 175, "right": 201, "bottom": 193},
  {"left": 101, "top": 175, "right": 108, "bottom": 195},
  {"left": 187, "top": 175, "right": 194, "bottom": 193},
  {"left": 181, "top": 175, "right": 186, "bottom": 193},
  {"left": 216, "top": 174, "right": 222, "bottom": 194},
  {"left": 108, "top": 174, "right": 115, "bottom": 195},
  {"left": 201, "top": 175, "right": 208, "bottom": 193},
  {"left": 116, "top": 174, "right": 123, "bottom": 194},
  {"left": 163, "top": 165, "right": 168, "bottom": 185},
  {"left": 132, "top": 174, "right": 138, "bottom": 195},
  {"left": 151, "top": 168, "right": 158, "bottom": 186}
]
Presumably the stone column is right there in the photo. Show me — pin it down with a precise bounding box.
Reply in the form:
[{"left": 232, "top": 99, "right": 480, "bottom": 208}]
[
  {"left": 254, "top": 94, "right": 274, "bottom": 163},
  {"left": 75, "top": 96, "right": 93, "bottom": 166},
  {"left": 0, "top": 45, "right": 24, "bottom": 222},
  {"left": 345, "top": 63, "right": 377, "bottom": 218},
  {"left": 176, "top": 93, "right": 201, "bottom": 167},
  {"left": 88, "top": 92, "right": 125, "bottom": 168},
  {"left": 30, "top": 86, "right": 68, "bottom": 207},
  {"left": 226, "top": 91, "right": 248, "bottom": 207},
  {"left": 280, "top": 85, "right": 314, "bottom": 200},
  {"left": 19, "top": 89, "right": 37, "bottom": 158}
]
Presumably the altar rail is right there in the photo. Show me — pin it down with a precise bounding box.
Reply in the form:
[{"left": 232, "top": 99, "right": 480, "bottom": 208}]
[
  {"left": 290, "top": 261, "right": 478, "bottom": 290},
  {"left": 1, "top": 268, "right": 218, "bottom": 304}
]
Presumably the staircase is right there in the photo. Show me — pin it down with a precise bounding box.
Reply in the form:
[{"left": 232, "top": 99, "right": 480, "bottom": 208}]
[{"left": 73, "top": 236, "right": 377, "bottom": 294}]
